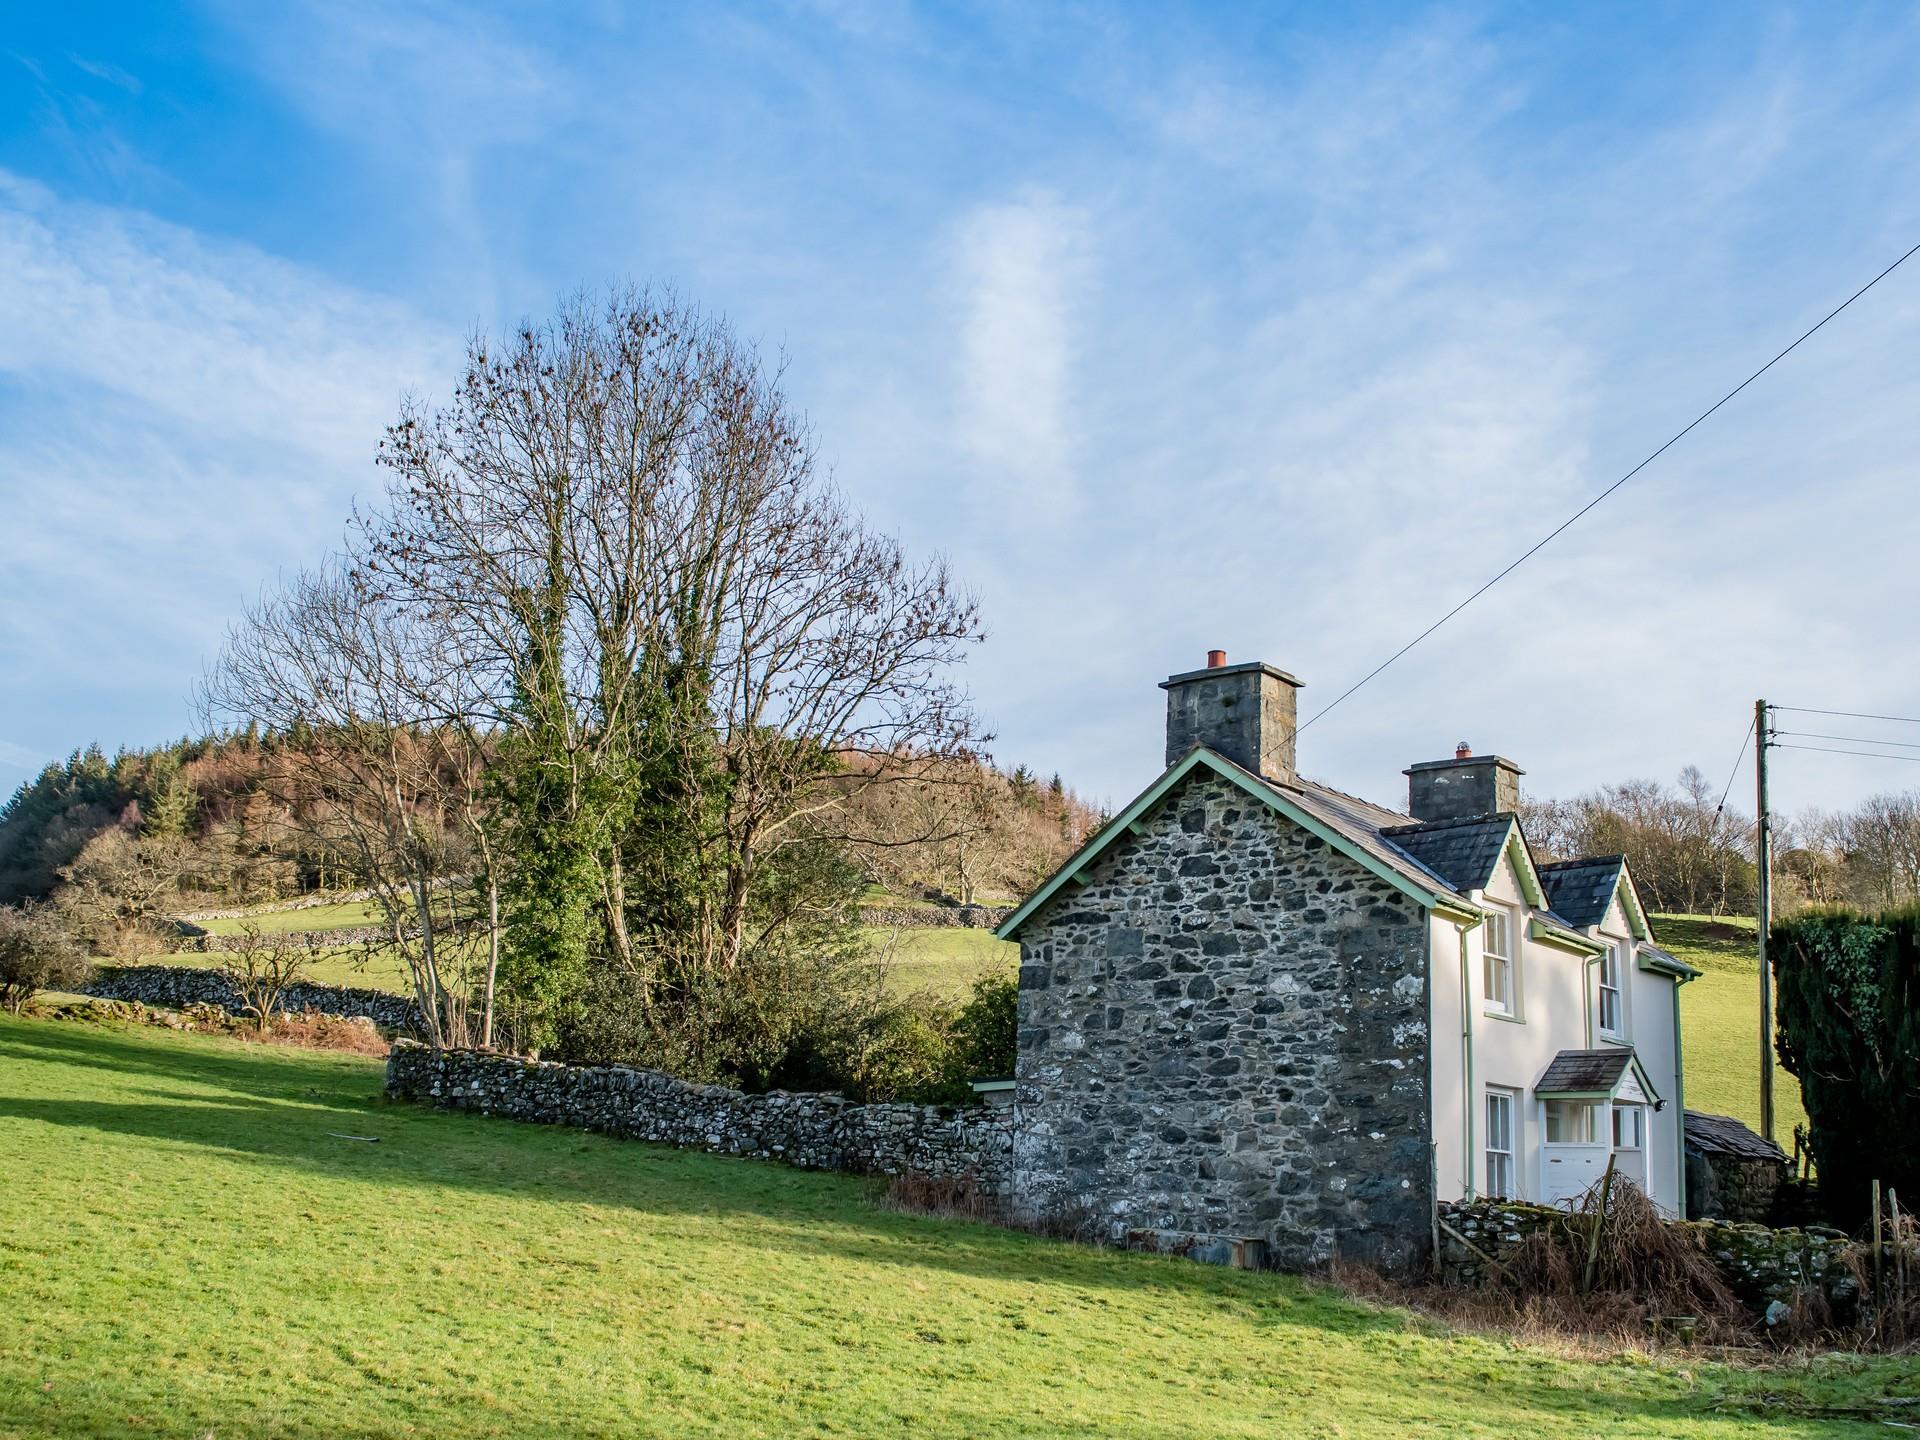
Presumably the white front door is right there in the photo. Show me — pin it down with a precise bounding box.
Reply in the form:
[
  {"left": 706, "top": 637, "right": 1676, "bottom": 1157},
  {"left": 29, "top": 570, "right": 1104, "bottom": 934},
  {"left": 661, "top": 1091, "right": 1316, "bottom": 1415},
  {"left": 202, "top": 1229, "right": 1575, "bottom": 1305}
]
[
  {"left": 1540, "top": 1099, "right": 1608, "bottom": 1206},
  {"left": 1611, "top": 1102, "right": 1647, "bottom": 1192}
]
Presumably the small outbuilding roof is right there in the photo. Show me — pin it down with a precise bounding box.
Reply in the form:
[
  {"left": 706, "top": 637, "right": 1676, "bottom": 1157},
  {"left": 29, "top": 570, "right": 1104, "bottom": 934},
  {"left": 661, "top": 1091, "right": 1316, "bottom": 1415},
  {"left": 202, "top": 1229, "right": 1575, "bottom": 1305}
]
[{"left": 1684, "top": 1110, "right": 1788, "bottom": 1163}]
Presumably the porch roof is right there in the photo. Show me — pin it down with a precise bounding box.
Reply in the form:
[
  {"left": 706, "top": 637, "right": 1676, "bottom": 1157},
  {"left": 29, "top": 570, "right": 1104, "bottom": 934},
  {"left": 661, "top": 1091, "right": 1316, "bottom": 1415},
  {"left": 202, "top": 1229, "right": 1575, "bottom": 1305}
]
[{"left": 1534, "top": 1047, "right": 1662, "bottom": 1105}]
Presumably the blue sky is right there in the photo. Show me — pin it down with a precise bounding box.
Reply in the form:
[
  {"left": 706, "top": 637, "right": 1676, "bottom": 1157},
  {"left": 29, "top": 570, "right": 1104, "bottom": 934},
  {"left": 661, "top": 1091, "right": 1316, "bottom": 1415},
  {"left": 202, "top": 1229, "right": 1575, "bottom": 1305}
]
[{"left": 3, "top": 2, "right": 1918, "bottom": 816}]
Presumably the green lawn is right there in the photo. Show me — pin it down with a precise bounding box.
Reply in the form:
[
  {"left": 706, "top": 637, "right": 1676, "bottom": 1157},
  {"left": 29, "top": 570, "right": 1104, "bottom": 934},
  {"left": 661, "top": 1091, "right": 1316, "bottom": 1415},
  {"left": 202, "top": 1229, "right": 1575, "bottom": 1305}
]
[
  {"left": 143, "top": 926, "right": 1011, "bottom": 1001},
  {"left": 869, "top": 925, "right": 1017, "bottom": 996},
  {"left": 2, "top": 1014, "right": 1908, "bottom": 1439},
  {"left": 192, "top": 898, "right": 387, "bottom": 935},
  {"left": 1658, "top": 915, "right": 1809, "bottom": 1143}
]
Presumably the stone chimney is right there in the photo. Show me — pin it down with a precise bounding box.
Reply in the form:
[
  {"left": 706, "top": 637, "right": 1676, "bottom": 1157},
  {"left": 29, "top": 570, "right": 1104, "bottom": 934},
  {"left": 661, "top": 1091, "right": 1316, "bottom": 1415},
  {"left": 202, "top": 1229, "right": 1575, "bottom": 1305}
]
[
  {"left": 1404, "top": 746, "right": 1523, "bottom": 822},
  {"left": 1161, "top": 651, "right": 1302, "bottom": 784}
]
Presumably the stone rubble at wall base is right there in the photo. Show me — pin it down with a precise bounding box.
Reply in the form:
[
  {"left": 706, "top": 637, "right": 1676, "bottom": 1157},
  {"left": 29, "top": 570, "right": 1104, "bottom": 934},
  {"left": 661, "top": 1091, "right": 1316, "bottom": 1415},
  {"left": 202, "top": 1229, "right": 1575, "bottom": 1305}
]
[{"left": 385, "top": 1044, "right": 1014, "bottom": 1193}]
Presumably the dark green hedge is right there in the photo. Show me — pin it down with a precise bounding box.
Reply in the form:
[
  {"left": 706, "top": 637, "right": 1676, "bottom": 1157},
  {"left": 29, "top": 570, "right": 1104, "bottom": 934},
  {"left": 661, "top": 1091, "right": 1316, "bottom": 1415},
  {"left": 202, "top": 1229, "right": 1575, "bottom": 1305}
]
[{"left": 1771, "top": 906, "right": 1920, "bottom": 1223}]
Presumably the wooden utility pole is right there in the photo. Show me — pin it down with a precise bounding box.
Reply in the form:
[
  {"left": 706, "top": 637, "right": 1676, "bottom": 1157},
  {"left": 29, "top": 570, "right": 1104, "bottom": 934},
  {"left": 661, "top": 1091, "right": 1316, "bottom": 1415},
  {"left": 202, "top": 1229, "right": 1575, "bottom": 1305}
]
[{"left": 1755, "top": 698, "right": 1775, "bottom": 1144}]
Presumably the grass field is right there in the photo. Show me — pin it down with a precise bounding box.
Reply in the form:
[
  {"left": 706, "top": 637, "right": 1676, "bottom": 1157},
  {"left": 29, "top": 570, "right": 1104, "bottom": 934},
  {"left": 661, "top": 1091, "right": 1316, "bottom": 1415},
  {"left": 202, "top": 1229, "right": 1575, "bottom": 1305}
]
[
  {"left": 870, "top": 925, "right": 1016, "bottom": 996},
  {"left": 193, "top": 899, "right": 388, "bottom": 936},
  {"left": 137, "top": 920, "right": 1015, "bottom": 1002},
  {"left": 1656, "top": 914, "right": 1809, "bottom": 1143},
  {"left": 2, "top": 1013, "right": 1910, "bottom": 1439}
]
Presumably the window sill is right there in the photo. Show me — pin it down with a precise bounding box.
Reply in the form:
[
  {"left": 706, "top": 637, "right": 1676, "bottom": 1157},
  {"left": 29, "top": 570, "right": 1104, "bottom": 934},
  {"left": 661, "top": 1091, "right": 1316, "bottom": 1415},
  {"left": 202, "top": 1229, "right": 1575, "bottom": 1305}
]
[
  {"left": 1597, "top": 1032, "right": 1630, "bottom": 1046},
  {"left": 1483, "top": 1008, "right": 1525, "bottom": 1024}
]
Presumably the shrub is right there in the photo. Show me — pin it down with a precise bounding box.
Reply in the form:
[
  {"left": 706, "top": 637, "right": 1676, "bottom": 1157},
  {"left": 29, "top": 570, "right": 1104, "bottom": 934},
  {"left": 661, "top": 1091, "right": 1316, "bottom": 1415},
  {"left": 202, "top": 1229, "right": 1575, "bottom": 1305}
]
[
  {"left": 951, "top": 973, "right": 1016, "bottom": 1081},
  {"left": 0, "top": 904, "right": 93, "bottom": 1012},
  {"left": 1772, "top": 906, "right": 1920, "bottom": 1223}
]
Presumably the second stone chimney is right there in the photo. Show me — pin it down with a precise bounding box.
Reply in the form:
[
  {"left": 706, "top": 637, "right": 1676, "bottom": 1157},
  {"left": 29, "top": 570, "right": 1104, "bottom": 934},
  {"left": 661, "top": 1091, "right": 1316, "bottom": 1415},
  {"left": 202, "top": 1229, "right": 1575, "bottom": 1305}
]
[
  {"left": 1161, "top": 651, "right": 1302, "bottom": 784},
  {"left": 1404, "top": 746, "right": 1523, "bottom": 822}
]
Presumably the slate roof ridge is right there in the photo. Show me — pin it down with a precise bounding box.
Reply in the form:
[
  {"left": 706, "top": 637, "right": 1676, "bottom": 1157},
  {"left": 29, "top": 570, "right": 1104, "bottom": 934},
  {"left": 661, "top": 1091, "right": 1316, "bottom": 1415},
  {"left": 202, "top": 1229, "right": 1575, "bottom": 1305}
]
[
  {"left": 1295, "top": 775, "right": 1411, "bottom": 826},
  {"left": 1378, "top": 810, "right": 1515, "bottom": 837},
  {"left": 1539, "top": 854, "right": 1627, "bottom": 873}
]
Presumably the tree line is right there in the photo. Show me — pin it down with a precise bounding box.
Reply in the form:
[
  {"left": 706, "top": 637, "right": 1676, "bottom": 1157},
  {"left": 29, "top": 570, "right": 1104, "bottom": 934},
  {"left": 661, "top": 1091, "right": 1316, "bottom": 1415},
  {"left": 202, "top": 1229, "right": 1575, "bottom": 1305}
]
[{"left": 1522, "top": 766, "right": 1920, "bottom": 918}]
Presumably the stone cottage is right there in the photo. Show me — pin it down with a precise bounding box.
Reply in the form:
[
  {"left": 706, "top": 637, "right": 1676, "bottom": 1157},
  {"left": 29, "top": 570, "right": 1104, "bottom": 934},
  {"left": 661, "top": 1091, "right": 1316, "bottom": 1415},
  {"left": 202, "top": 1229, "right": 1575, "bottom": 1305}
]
[{"left": 995, "top": 653, "right": 1698, "bottom": 1272}]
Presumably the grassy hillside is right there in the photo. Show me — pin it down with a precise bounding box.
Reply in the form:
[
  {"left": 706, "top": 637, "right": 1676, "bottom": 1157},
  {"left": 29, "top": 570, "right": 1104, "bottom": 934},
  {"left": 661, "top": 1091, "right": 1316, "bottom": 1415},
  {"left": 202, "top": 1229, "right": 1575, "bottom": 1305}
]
[
  {"left": 1658, "top": 914, "right": 1809, "bottom": 1144},
  {"left": 192, "top": 898, "right": 385, "bottom": 935},
  {"left": 871, "top": 925, "right": 1017, "bottom": 995},
  {"left": 2, "top": 1013, "right": 1907, "bottom": 1439},
  {"left": 137, "top": 903, "right": 1019, "bottom": 1001}
]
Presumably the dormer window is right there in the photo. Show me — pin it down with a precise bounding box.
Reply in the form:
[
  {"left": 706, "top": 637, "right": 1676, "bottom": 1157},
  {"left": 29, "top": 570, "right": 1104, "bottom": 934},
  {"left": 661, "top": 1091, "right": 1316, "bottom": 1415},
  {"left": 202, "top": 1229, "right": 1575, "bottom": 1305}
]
[{"left": 1483, "top": 907, "right": 1515, "bottom": 1016}]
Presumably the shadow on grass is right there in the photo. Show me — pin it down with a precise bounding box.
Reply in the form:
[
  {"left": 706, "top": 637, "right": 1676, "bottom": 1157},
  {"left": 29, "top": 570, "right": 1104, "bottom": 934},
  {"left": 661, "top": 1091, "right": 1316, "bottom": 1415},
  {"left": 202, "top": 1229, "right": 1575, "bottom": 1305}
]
[{"left": 0, "top": 1017, "right": 1887, "bottom": 1437}]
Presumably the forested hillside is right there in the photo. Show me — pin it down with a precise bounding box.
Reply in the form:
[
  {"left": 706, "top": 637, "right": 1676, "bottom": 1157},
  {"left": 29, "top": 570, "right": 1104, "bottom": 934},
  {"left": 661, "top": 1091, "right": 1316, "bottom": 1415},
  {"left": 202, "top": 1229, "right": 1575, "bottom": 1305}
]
[{"left": 0, "top": 735, "right": 1099, "bottom": 941}]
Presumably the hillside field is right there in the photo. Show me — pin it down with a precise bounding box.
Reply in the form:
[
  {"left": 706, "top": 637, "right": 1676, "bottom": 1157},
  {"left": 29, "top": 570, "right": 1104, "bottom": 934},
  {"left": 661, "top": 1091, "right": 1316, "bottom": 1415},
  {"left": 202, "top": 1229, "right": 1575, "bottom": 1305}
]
[
  {"left": 2, "top": 1013, "right": 1910, "bottom": 1439},
  {"left": 1657, "top": 915, "right": 1809, "bottom": 1143},
  {"left": 135, "top": 917, "right": 1021, "bottom": 1000}
]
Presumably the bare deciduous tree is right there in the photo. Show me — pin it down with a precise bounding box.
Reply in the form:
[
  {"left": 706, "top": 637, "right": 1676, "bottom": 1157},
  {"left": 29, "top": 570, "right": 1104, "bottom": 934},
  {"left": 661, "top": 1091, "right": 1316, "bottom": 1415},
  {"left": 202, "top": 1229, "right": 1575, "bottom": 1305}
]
[
  {"left": 366, "top": 288, "right": 986, "bottom": 987},
  {"left": 203, "top": 569, "right": 502, "bottom": 1048},
  {"left": 220, "top": 922, "right": 311, "bottom": 1033}
]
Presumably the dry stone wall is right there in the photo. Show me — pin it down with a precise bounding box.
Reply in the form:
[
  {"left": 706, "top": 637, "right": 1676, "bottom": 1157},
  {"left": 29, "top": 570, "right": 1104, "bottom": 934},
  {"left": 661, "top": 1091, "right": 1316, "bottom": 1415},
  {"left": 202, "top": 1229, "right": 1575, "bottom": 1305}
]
[
  {"left": 385, "top": 1045, "right": 1014, "bottom": 1191},
  {"left": 1012, "top": 770, "right": 1434, "bottom": 1272},
  {"left": 1685, "top": 1147, "right": 1786, "bottom": 1224},
  {"left": 83, "top": 964, "right": 418, "bottom": 1031},
  {"left": 172, "top": 926, "right": 396, "bottom": 954},
  {"left": 857, "top": 905, "right": 1011, "bottom": 930}
]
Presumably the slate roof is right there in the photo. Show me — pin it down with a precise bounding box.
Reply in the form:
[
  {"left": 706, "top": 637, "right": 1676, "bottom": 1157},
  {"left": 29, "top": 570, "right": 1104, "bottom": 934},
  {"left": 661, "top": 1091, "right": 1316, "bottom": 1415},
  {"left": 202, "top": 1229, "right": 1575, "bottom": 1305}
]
[
  {"left": 1377, "top": 812, "right": 1516, "bottom": 894},
  {"left": 1287, "top": 778, "right": 1471, "bottom": 902},
  {"left": 1538, "top": 856, "right": 1627, "bottom": 930},
  {"left": 1684, "top": 1110, "right": 1788, "bottom": 1163},
  {"left": 1534, "top": 1048, "right": 1635, "bottom": 1096}
]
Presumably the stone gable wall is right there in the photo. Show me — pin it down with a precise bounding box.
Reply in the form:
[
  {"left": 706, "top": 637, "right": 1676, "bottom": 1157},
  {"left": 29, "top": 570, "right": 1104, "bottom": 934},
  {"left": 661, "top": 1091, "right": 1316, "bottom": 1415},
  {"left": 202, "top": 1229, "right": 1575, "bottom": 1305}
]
[
  {"left": 385, "top": 1044, "right": 1014, "bottom": 1190},
  {"left": 1012, "top": 770, "right": 1434, "bottom": 1271}
]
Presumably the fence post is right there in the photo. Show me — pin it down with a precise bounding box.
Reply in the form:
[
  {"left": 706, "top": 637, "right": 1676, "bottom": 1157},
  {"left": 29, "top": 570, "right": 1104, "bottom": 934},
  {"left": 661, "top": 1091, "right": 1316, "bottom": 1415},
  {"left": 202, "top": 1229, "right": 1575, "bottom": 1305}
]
[
  {"left": 1871, "top": 1178, "right": 1884, "bottom": 1310},
  {"left": 1582, "top": 1155, "right": 1617, "bottom": 1296}
]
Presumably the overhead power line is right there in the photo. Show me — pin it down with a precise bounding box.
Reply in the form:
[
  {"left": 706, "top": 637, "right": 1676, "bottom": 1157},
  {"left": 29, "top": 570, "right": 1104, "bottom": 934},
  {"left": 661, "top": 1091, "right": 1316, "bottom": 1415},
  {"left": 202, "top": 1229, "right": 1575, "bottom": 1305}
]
[
  {"left": 1771, "top": 705, "right": 1920, "bottom": 726},
  {"left": 1772, "top": 742, "right": 1920, "bottom": 765},
  {"left": 1714, "top": 714, "right": 1756, "bottom": 818},
  {"left": 1774, "top": 729, "right": 1920, "bottom": 750},
  {"left": 1301, "top": 237, "right": 1920, "bottom": 732}
]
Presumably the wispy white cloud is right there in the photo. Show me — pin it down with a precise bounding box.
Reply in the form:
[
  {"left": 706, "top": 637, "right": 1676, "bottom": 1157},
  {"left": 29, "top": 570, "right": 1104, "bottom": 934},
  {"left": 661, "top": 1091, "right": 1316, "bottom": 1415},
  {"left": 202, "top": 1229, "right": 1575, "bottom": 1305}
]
[
  {"left": 949, "top": 191, "right": 1088, "bottom": 519},
  {"left": 67, "top": 54, "right": 142, "bottom": 94},
  {"left": 4, "top": 3, "right": 1920, "bottom": 820},
  {"left": 0, "top": 171, "right": 455, "bottom": 760}
]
